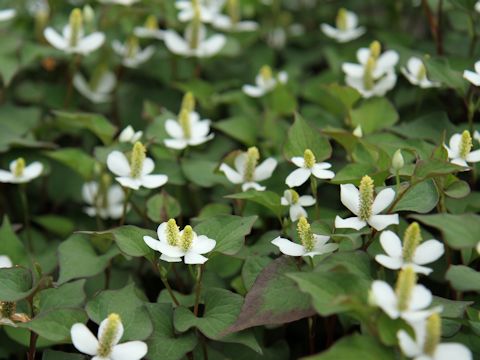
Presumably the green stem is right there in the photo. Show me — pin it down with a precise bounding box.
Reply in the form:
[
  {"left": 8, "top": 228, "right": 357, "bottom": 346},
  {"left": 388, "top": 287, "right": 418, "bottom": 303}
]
[
  {"left": 310, "top": 176, "right": 319, "bottom": 220},
  {"left": 395, "top": 170, "right": 401, "bottom": 195},
  {"left": 19, "top": 185, "right": 33, "bottom": 252},
  {"left": 193, "top": 264, "right": 204, "bottom": 317},
  {"left": 155, "top": 262, "right": 180, "bottom": 306},
  {"left": 119, "top": 188, "right": 132, "bottom": 226}
]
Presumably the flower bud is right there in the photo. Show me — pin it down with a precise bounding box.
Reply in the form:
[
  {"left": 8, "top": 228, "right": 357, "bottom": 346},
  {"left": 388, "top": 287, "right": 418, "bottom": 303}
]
[
  {"left": 423, "top": 312, "right": 441, "bottom": 355},
  {"left": 358, "top": 175, "right": 374, "bottom": 221},
  {"left": 244, "top": 147, "right": 259, "bottom": 181},
  {"left": 166, "top": 219, "right": 179, "bottom": 246},
  {"left": 395, "top": 266, "right": 416, "bottom": 311},
  {"left": 459, "top": 130, "right": 472, "bottom": 159},
  {"left": 13, "top": 158, "right": 25, "bottom": 177},
  {"left": 180, "top": 225, "right": 194, "bottom": 251},
  {"left": 402, "top": 222, "right": 422, "bottom": 262},
  {"left": 130, "top": 142, "right": 146, "bottom": 178},
  {"left": 392, "top": 149, "right": 404, "bottom": 171},
  {"left": 335, "top": 8, "right": 348, "bottom": 31},
  {"left": 303, "top": 149, "right": 316, "bottom": 169},
  {"left": 98, "top": 313, "right": 122, "bottom": 357},
  {"left": 353, "top": 125, "right": 363, "bottom": 138},
  {"left": 83, "top": 5, "right": 95, "bottom": 27},
  {"left": 68, "top": 8, "right": 83, "bottom": 47},
  {"left": 297, "top": 216, "right": 314, "bottom": 252}
]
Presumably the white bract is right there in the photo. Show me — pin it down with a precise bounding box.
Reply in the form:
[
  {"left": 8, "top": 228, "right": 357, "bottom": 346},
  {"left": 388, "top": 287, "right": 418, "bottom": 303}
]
[
  {"left": 107, "top": 142, "right": 168, "bottom": 190},
  {"left": 272, "top": 217, "right": 338, "bottom": 258},
  {"left": 335, "top": 175, "right": 399, "bottom": 231},
  {"left": 320, "top": 8, "right": 365, "bottom": 43},
  {"left": 281, "top": 189, "right": 315, "bottom": 222},
  {"left": 219, "top": 146, "right": 277, "bottom": 191},
  {"left": 285, "top": 149, "right": 335, "bottom": 187},
  {"left": 0, "top": 255, "right": 13, "bottom": 268},
  {"left": 375, "top": 224, "right": 444, "bottom": 275},
  {"left": 401, "top": 57, "right": 440, "bottom": 88},
  {"left": 175, "top": 0, "right": 223, "bottom": 23},
  {"left": 0, "top": 9, "right": 16, "bottom": 22},
  {"left": 73, "top": 71, "right": 116, "bottom": 104},
  {"left": 119, "top": 126, "right": 143, "bottom": 143},
  {"left": 0, "top": 158, "right": 43, "bottom": 184},
  {"left": 463, "top": 61, "right": 480, "bottom": 86},
  {"left": 71, "top": 313, "right": 147, "bottom": 360},
  {"left": 112, "top": 37, "right": 155, "bottom": 68},
  {"left": 164, "top": 24, "right": 226, "bottom": 58},
  {"left": 211, "top": 0, "right": 258, "bottom": 32},
  {"left": 397, "top": 312, "right": 472, "bottom": 360},
  {"left": 444, "top": 130, "right": 480, "bottom": 167},
  {"left": 342, "top": 41, "right": 398, "bottom": 98},
  {"left": 98, "top": 0, "right": 140, "bottom": 5},
  {"left": 82, "top": 181, "right": 125, "bottom": 220},
  {"left": 134, "top": 15, "right": 165, "bottom": 40},
  {"left": 44, "top": 8, "right": 105, "bottom": 55},
  {"left": 144, "top": 219, "right": 216, "bottom": 264},
  {"left": 242, "top": 65, "right": 288, "bottom": 98}
]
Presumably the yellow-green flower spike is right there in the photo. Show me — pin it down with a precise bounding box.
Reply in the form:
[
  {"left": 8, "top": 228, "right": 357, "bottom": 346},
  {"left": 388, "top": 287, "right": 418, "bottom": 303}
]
[
  {"left": 166, "top": 219, "right": 179, "bottom": 246},
  {"left": 363, "top": 57, "right": 376, "bottom": 90},
  {"left": 68, "top": 8, "right": 83, "bottom": 47},
  {"left": 179, "top": 109, "right": 192, "bottom": 140},
  {"left": 97, "top": 313, "right": 122, "bottom": 358},
  {"left": 145, "top": 15, "right": 158, "bottom": 30},
  {"left": 395, "top": 266, "right": 416, "bottom": 311},
  {"left": 402, "top": 222, "right": 422, "bottom": 262},
  {"left": 288, "top": 189, "right": 300, "bottom": 204},
  {"left": 423, "top": 312, "right": 441, "bottom": 355},
  {"left": 244, "top": 146, "right": 260, "bottom": 181},
  {"left": 303, "top": 149, "right": 316, "bottom": 169},
  {"left": 13, "top": 158, "right": 25, "bottom": 178},
  {"left": 416, "top": 62, "right": 427, "bottom": 81},
  {"left": 227, "top": 0, "right": 240, "bottom": 24},
  {"left": 335, "top": 8, "right": 348, "bottom": 31},
  {"left": 130, "top": 142, "right": 146, "bottom": 178},
  {"left": 0, "top": 301, "right": 16, "bottom": 319},
  {"left": 180, "top": 225, "right": 194, "bottom": 251},
  {"left": 459, "top": 130, "right": 472, "bottom": 159},
  {"left": 358, "top": 175, "right": 374, "bottom": 221},
  {"left": 181, "top": 92, "right": 196, "bottom": 113},
  {"left": 189, "top": 0, "right": 201, "bottom": 49},
  {"left": 126, "top": 36, "right": 139, "bottom": 59},
  {"left": 297, "top": 217, "right": 314, "bottom": 252},
  {"left": 369, "top": 40, "right": 381, "bottom": 60},
  {"left": 260, "top": 65, "right": 273, "bottom": 82}
]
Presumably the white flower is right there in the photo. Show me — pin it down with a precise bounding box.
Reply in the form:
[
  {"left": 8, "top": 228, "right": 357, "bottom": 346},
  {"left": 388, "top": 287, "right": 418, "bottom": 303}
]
[
  {"left": 164, "top": 111, "right": 214, "bottom": 150},
  {"left": 219, "top": 146, "right": 277, "bottom": 191},
  {"left": 444, "top": 130, "right": 480, "bottom": 167},
  {"left": 144, "top": 219, "right": 216, "bottom": 264},
  {"left": 44, "top": 9, "right": 105, "bottom": 55},
  {"left": 281, "top": 190, "right": 315, "bottom": 222},
  {"left": 242, "top": 65, "right": 288, "bottom": 98},
  {"left": 285, "top": 149, "right": 335, "bottom": 187},
  {"left": 0, "top": 9, "right": 16, "bottom": 22},
  {"left": 375, "top": 226, "right": 444, "bottom": 275},
  {"left": 476, "top": 1, "right": 480, "bottom": 13},
  {"left": 463, "top": 61, "right": 480, "bottom": 86},
  {"left": 82, "top": 181, "right": 125, "bottom": 220},
  {"left": 98, "top": 0, "right": 140, "bottom": 5},
  {"left": 271, "top": 217, "right": 338, "bottom": 258},
  {"left": 397, "top": 313, "right": 472, "bottom": 360},
  {"left": 211, "top": 0, "right": 258, "bottom": 33},
  {"left": 335, "top": 175, "right": 399, "bottom": 231},
  {"left": 175, "top": 0, "right": 224, "bottom": 23},
  {"left": 320, "top": 8, "right": 365, "bottom": 43},
  {"left": 164, "top": 24, "right": 226, "bottom": 58},
  {"left": 70, "top": 313, "right": 147, "bottom": 360},
  {"left": 119, "top": 125, "right": 143, "bottom": 143},
  {"left": 0, "top": 255, "right": 13, "bottom": 268},
  {"left": 0, "top": 158, "right": 43, "bottom": 184},
  {"left": 134, "top": 15, "right": 165, "bottom": 40},
  {"left": 401, "top": 57, "right": 440, "bottom": 88},
  {"left": 342, "top": 41, "right": 398, "bottom": 98},
  {"left": 73, "top": 71, "right": 116, "bottom": 104},
  {"left": 474, "top": 130, "right": 480, "bottom": 143},
  {"left": 112, "top": 38, "right": 155, "bottom": 68},
  {"left": 106, "top": 142, "right": 168, "bottom": 190}
]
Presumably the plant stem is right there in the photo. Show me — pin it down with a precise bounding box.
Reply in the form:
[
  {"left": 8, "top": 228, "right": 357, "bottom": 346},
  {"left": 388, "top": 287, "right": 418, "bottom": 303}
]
[
  {"left": 155, "top": 261, "right": 180, "bottom": 306},
  {"left": 64, "top": 54, "right": 82, "bottom": 108},
  {"left": 421, "top": 0, "right": 443, "bottom": 55},
  {"left": 310, "top": 176, "right": 319, "bottom": 220},
  {"left": 28, "top": 332, "right": 38, "bottom": 360},
  {"left": 19, "top": 185, "right": 33, "bottom": 252},
  {"left": 308, "top": 316, "right": 315, "bottom": 354},
  {"left": 395, "top": 170, "right": 401, "bottom": 195},
  {"left": 193, "top": 264, "right": 204, "bottom": 317},
  {"left": 119, "top": 188, "right": 132, "bottom": 226}
]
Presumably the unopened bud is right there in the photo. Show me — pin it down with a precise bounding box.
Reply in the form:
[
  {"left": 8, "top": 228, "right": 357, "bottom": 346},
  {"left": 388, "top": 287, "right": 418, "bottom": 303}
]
[
  {"left": 353, "top": 125, "right": 363, "bottom": 138},
  {"left": 83, "top": 5, "right": 95, "bottom": 25},
  {"left": 392, "top": 149, "right": 404, "bottom": 171}
]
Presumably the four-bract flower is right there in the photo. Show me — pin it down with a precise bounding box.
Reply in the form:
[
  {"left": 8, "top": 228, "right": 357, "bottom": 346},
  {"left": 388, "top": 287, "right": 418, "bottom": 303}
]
[
  {"left": 375, "top": 223, "right": 444, "bottom": 275},
  {"left": 73, "top": 68, "right": 117, "bottom": 104},
  {"left": 175, "top": 0, "right": 223, "bottom": 23},
  {"left": 242, "top": 65, "right": 288, "bottom": 98},
  {"left": 402, "top": 57, "right": 440, "bottom": 88},
  {"left": 285, "top": 149, "right": 335, "bottom": 187},
  {"left": 71, "top": 313, "right": 148, "bottom": 360},
  {"left": 397, "top": 312, "right": 472, "bottom": 360},
  {"left": 342, "top": 40, "right": 399, "bottom": 98},
  {"left": 219, "top": 146, "right": 277, "bottom": 191},
  {"left": 107, "top": 141, "right": 168, "bottom": 190},
  {"left": 0, "top": 9, "right": 16, "bottom": 22},
  {"left": 0, "top": 158, "right": 43, "bottom": 184},
  {"left": 164, "top": 92, "right": 214, "bottom": 150},
  {"left": 444, "top": 130, "right": 480, "bottom": 167},
  {"left": 335, "top": 175, "right": 399, "bottom": 231},
  {"left": 134, "top": 15, "right": 165, "bottom": 40},
  {"left": 144, "top": 219, "right": 216, "bottom": 264},
  {"left": 112, "top": 36, "right": 155, "bottom": 68},
  {"left": 281, "top": 189, "right": 316, "bottom": 221},
  {"left": 271, "top": 217, "right": 338, "bottom": 258},
  {"left": 98, "top": 0, "right": 140, "bottom": 5},
  {"left": 320, "top": 8, "right": 365, "bottom": 43},
  {"left": 82, "top": 179, "right": 125, "bottom": 220},
  {"left": 44, "top": 8, "right": 105, "bottom": 55},
  {"left": 0, "top": 255, "right": 12, "bottom": 268},
  {"left": 119, "top": 125, "right": 143, "bottom": 144},
  {"left": 212, "top": 0, "right": 259, "bottom": 32},
  {"left": 370, "top": 266, "right": 438, "bottom": 323},
  {"left": 463, "top": 61, "right": 480, "bottom": 86}
]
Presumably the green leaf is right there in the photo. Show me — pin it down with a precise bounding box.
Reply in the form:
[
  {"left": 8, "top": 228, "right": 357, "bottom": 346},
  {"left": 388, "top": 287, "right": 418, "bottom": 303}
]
[
  {"left": 410, "top": 213, "right": 480, "bottom": 249},
  {"left": 194, "top": 215, "right": 257, "bottom": 255},
  {"left": 330, "top": 163, "right": 389, "bottom": 185},
  {"left": 57, "top": 234, "right": 120, "bottom": 284},
  {"left": 214, "top": 116, "right": 258, "bottom": 146},
  {"left": 45, "top": 148, "right": 96, "bottom": 180},
  {"left": 268, "top": 85, "right": 297, "bottom": 115},
  {"left": 413, "top": 159, "right": 464, "bottom": 180},
  {"left": 349, "top": 98, "right": 399, "bottom": 134},
  {"left": 146, "top": 192, "right": 181, "bottom": 223},
  {"left": 226, "top": 191, "right": 282, "bottom": 219},
  {"left": 0, "top": 216, "right": 28, "bottom": 266},
  {"left": 284, "top": 113, "right": 332, "bottom": 161},
  {"left": 0, "top": 105, "right": 43, "bottom": 152},
  {"left": 173, "top": 288, "right": 262, "bottom": 353},
  {"left": 393, "top": 180, "right": 439, "bottom": 213},
  {"left": 228, "top": 256, "right": 314, "bottom": 333},
  {"left": 241, "top": 255, "right": 273, "bottom": 291},
  {"left": 431, "top": 296, "right": 472, "bottom": 318},
  {"left": 446, "top": 266, "right": 480, "bottom": 292},
  {"left": 42, "top": 350, "right": 85, "bottom": 360},
  {"left": 33, "top": 215, "right": 75, "bottom": 238},
  {"left": 424, "top": 57, "right": 468, "bottom": 96},
  {"left": 181, "top": 159, "right": 229, "bottom": 188},
  {"left": 53, "top": 111, "right": 117, "bottom": 145},
  {"left": 145, "top": 303, "right": 198, "bottom": 360},
  {"left": 0, "top": 267, "right": 35, "bottom": 302},
  {"left": 444, "top": 180, "right": 470, "bottom": 199},
  {"left": 86, "top": 283, "right": 153, "bottom": 341},
  {"left": 38, "top": 280, "right": 86, "bottom": 313}
]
